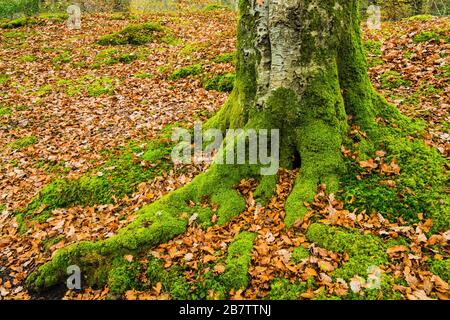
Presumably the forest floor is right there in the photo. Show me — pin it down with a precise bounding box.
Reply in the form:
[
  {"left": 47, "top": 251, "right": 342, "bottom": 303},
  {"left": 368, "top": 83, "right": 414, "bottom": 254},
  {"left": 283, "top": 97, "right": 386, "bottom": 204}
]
[{"left": 0, "top": 9, "right": 449, "bottom": 300}]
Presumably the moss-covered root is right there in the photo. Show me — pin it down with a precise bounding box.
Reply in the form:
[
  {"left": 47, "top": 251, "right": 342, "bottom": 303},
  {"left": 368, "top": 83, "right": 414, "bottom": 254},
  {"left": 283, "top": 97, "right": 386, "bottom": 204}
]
[{"left": 220, "top": 231, "right": 256, "bottom": 291}]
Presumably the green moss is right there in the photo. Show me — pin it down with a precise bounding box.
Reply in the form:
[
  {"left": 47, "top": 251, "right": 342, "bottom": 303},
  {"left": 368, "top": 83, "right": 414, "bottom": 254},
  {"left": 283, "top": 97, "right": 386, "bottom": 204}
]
[
  {"left": 97, "top": 22, "right": 163, "bottom": 46},
  {"left": 169, "top": 64, "right": 202, "bottom": 81},
  {"left": 203, "top": 4, "right": 227, "bottom": 11},
  {"left": 22, "top": 137, "right": 174, "bottom": 220},
  {"left": 290, "top": 246, "right": 309, "bottom": 264},
  {"left": 108, "top": 256, "right": 142, "bottom": 294},
  {"left": 1, "top": 16, "right": 37, "bottom": 29},
  {"left": 19, "top": 54, "right": 36, "bottom": 62},
  {"left": 0, "top": 106, "right": 12, "bottom": 116},
  {"left": 38, "top": 12, "right": 68, "bottom": 22},
  {"left": 178, "top": 42, "right": 209, "bottom": 57},
  {"left": 267, "top": 278, "right": 308, "bottom": 300},
  {"left": 7, "top": 135, "right": 36, "bottom": 151},
  {"left": 52, "top": 51, "right": 71, "bottom": 65},
  {"left": 413, "top": 31, "right": 441, "bottom": 43},
  {"left": 202, "top": 73, "right": 235, "bottom": 92},
  {"left": 380, "top": 71, "right": 412, "bottom": 89},
  {"left": 147, "top": 257, "right": 192, "bottom": 299},
  {"left": 306, "top": 223, "right": 388, "bottom": 281},
  {"left": 405, "top": 14, "right": 434, "bottom": 21},
  {"left": 3, "top": 31, "right": 27, "bottom": 38},
  {"left": 86, "top": 76, "right": 116, "bottom": 97},
  {"left": 93, "top": 49, "right": 138, "bottom": 68},
  {"left": 429, "top": 259, "right": 450, "bottom": 283},
  {"left": 254, "top": 174, "right": 277, "bottom": 205},
  {"left": 212, "top": 52, "right": 236, "bottom": 64},
  {"left": 134, "top": 71, "right": 153, "bottom": 79},
  {"left": 220, "top": 231, "right": 256, "bottom": 291},
  {"left": 340, "top": 122, "right": 449, "bottom": 231},
  {"left": 0, "top": 74, "right": 10, "bottom": 85},
  {"left": 363, "top": 40, "right": 383, "bottom": 67}
]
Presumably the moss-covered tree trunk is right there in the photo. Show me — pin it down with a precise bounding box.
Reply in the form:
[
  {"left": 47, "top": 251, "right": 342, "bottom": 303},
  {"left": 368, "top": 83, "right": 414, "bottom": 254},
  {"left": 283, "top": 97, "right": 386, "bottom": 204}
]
[
  {"left": 28, "top": 0, "right": 432, "bottom": 292},
  {"left": 208, "top": 0, "right": 390, "bottom": 225}
]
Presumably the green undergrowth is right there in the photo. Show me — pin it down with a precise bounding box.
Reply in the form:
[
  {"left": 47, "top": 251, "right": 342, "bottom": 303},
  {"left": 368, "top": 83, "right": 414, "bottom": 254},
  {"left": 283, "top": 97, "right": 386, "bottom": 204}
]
[
  {"left": 56, "top": 75, "right": 117, "bottom": 97},
  {"left": 0, "top": 16, "right": 37, "bottom": 29},
  {"left": 92, "top": 48, "right": 141, "bottom": 68},
  {"left": 19, "top": 128, "right": 177, "bottom": 224},
  {"left": 413, "top": 31, "right": 441, "bottom": 43},
  {"left": 97, "top": 22, "right": 163, "bottom": 46}
]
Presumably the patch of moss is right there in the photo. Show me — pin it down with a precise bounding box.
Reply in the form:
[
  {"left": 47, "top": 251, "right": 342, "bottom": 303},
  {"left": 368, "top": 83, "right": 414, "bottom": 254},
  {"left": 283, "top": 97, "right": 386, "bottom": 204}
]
[
  {"left": 203, "top": 73, "right": 235, "bottom": 92},
  {"left": 290, "top": 246, "right": 309, "bottom": 264},
  {"left": 380, "top": 70, "right": 412, "bottom": 89},
  {"left": 108, "top": 256, "right": 142, "bottom": 294},
  {"left": 38, "top": 12, "right": 68, "bottom": 22},
  {"left": 93, "top": 49, "right": 138, "bottom": 68},
  {"left": 0, "top": 74, "right": 11, "bottom": 85},
  {"left": 429, "top": 259, "right": 449, "bottom": 283},
  {"left": 267, "top": 278, "right": 309, "bottom": 300},
  {"left": 178, "top": 42, "right": 209, "bottom": 57},
  {"left": 220, "top": 231, "right": 256, "bottom": 290},
  {"left": 97, "top": 22, "right": 163, "bottom": 46},
  {"left": 306, "top": 223, "right": 388, "bottom": 280},
  {"left": 405, "top": 15, "right": 434, "bottom": 21},
  {"left": 147, "top": 257, "right": 192, "bottom": 299},
  {"left": 0, "top": 106, "right": 12, "bottom": 116},
  {"left": 211, "top": 52, "right": 236, "bottom": 64},
  {"left": 413, "top": 31, "right": 440, "bottom": 43},
  {"left": 169, "top": 64, "right": 202, "bottom": 80},
  {"left": 203, "top": 4, "right": 227, "bottom": 11},
  {"left": 1, "top": 17, "right": 37, "bottom": 29},
  {"left": 7, "top": 135, "right": 36, "bottom": 151},
  {"left": 363, "top": 40, "right": 383, "bottom": 67},
  {"left": 134, "top": 71, "right": 153, "bottom": 79},
  {"left": 19, "top": 54, "right": 36, "bottom": 62},
  {"left": 52, "top": 51, "right": 71, "bottom": 65},
  {"left": 22, "top": 137, "right": 174, "bottom": 220}
]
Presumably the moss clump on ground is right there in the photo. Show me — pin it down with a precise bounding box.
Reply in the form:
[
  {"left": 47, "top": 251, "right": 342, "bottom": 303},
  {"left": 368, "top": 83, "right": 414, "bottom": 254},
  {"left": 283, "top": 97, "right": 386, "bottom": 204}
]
[
  {"left": 340, "top": 120, "right": 449, "bottom": 231},
  {"left": 380, "top": 70, "right": 412, "bottom": 89},
  {"left": 92, "top": 49, "right": 139, "bottom": 68},
  {"left": 108, "top": 256, "right": 142, "bottom": 294},
  {"left": 267, "top": 278, "right": 309, "bottom": 300},
  {"left": 429, "top": 259, "right": 450, "bottom": 283},
  {"left": 0, "top": 74, "right": 11, "bottom": 85},
  {"left": 147, "top": 257, "right": 193, "bottom": 299},
  {"left": 290, "top": 246, "right": 310, "bottom": 264},
  {"left": 212, "top": 52, "right": 236, "bottom": 64},
  {"left": 220, "top": 231, "right": 256, "bottom": 290},
  {"left": 1, "top": 17, "right": 37, "bottom": 29},
  {"left": 363, "top": 40, "right": 383, "bottom": 67},
  {"left": 0, "top": 106, "right": 12, "bottom": 116},
  {"left": 413, "top": 31, "right": 441, "bottom": 43},
  {"left": 306, "top": 223, "right": 388, "bottom": 280},
  {"left": 97, "top": 22, "right": 163, "bottom": 46},
  {"left": 169, "top": 64, "right": 202, "bottom": 81},
  {"left": 202, "top": 73, "right": 235, "bottom": 92},
  {"left": 7, "top": 135, "right": 36, "bottom": 151}
]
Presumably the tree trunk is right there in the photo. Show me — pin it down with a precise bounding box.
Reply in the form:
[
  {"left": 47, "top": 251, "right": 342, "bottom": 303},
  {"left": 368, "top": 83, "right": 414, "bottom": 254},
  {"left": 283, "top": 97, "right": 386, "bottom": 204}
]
[{"left": 207, "top": 0, "right": 390, "bottom": 225}]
